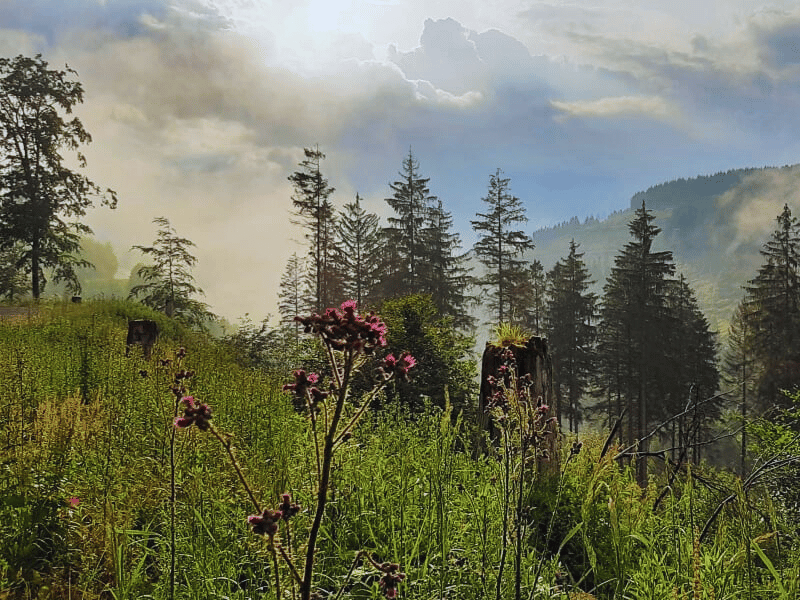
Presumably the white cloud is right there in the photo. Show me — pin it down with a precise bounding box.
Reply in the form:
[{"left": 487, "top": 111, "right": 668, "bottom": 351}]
[{"left": 550, "top": 95, "right": 677, "bottom": 122}]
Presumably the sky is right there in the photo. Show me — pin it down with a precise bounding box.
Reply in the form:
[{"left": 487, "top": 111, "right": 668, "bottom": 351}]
[{"left": 1, "top": 0, "right": 800, "bottom": 322}]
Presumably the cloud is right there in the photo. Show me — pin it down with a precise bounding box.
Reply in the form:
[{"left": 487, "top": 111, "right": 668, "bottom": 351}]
[
  {"left": 550, "top": 95, "right": 677, "bottom": 122},
  {"left": 717, "top": 166, "right": 800, "bottom": 252}
]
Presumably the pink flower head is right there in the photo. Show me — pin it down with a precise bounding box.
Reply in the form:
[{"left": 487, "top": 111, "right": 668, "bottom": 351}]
[
  {"left": 174, "top": 396, "right": 213, "bottom": 431},
  {"left": 378, "top": 351, "right": 417, "bottom": 381},
  {"left": 537, "top": 404, "right": 550, "bottom": 415},
  {"left": 248, "top": 508, "right": 282, "bottom": 537},
  {"left": 67, "top": 496, "right": 80, "bottom": 508},
  {"left": 340, "top": 299, "right": 358, "bottom": 314}
]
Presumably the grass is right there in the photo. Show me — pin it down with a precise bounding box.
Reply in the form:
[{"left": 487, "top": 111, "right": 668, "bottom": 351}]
[{"left": 0, "top": 299, "right": 798, "bottom": 599}]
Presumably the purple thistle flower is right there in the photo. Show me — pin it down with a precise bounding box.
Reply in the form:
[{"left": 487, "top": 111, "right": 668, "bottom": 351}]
[
  {"left": 174, "top": 396, "right": 212, "bottom": 431},
  {"left": 248, "top": 508, "right": 283, "bottom": 537}
]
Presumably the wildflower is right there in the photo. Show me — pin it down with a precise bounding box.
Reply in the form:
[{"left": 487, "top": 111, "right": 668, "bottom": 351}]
[
  {"left": 174, "top": 396, "right": 212, "bottom": 431},
  {"left": 377, "top": 562, "right": 406, "bottom": 599},
  {"left": 378, "top": 351, "right": 417, "bottom": 381},
  {"left": 278, "top": 493, "right": 301, "bottom": 520},
  {"left": 248, "top": 508, "right": 282, "bottom": 537},
  {"left": 537, "top": 404, "right": 549, "bottom": 415},
  {"left": 294, "top": 300, "right": 388, "bottom": 355},
  {"left": 67, "top": 496, "right": 80, "bottom": 508}
]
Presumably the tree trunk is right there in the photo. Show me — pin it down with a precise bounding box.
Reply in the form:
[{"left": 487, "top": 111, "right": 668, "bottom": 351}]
[
  {"left": 31, "top": 236, "right": 41, "bottom": 299},
  {"left": 478, "top": 336, "right": 559, "bottom": 475}
]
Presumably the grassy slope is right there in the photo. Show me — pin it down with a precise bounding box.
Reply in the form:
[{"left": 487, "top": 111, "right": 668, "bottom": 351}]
[{"left": 1, "top": 300, "right": 798, "bottom": 599}]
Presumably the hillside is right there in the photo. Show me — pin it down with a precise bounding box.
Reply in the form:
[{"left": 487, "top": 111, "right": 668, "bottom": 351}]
[{"left": 527, "top": 163, "right": 800, "bottom": 335}]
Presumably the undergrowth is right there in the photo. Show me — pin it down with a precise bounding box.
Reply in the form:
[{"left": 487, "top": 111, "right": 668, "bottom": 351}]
[{"left": 0, "top": 299, "right": 798, "bottom": 599}]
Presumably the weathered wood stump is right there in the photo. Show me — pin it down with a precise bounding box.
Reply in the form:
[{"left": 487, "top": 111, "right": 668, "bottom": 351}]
[
  {"left": 126, "top": 320, "right": 159, "bottom": 360},
  {"left": 478, "top": 336, "right": 560, "bottom": 476}
]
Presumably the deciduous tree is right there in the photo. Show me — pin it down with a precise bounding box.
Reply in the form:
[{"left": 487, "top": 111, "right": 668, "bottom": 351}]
[{"left": 0, "top": 54, "right": 117, "bottom": 298}]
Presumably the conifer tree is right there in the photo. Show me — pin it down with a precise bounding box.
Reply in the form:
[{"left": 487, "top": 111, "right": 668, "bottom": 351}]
[
  {"left": 722, "top": 300, "right": 756, "bottom": 476},
  {"left": 278, "top": 252, "right": 309, "bottom": 339},
  {"left": 382, "top": 149, "right": 436, "bottom": 297},
  {"left": 664, "top": 274, "right": 720, "bottom": 464},
  {"left": 420, "top": 198, "right": 474, "bottom": 329},
  {"left": 546, "top": 240, "right": 597, "bottom": 433},
  {"left": 472, "top": 169, "right": 534, "bottom": 324},
  {"left": 743, "top": 204, "right": 800, "bottom": 410},
  {"left": 289, "top": 146, "right": 338, "bottom": 313},
  {"left": 597, "top": 201, "right": 675, "bottom": 484},
  {"left": 335, "top": 194, "right": 382, "bottom": 307},
  {"left": 129, "top": 217, "right": 212, "bottom": 328},
  {"left": 519, "top": 259, "right": 547, "bottom": 333}
]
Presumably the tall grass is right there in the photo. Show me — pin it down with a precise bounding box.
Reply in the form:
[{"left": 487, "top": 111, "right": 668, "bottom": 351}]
[{"left": 1, "top": 299, "right": 798, "bottom": 599}]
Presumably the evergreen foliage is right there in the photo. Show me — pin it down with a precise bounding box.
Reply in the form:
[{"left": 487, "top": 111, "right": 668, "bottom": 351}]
[
  {"left": 128, "top": 217, "right": 212, "bottom": 329},
  {"left": 743, "top": 204, "right": 800, "bottom": 410},
  {"left": 472, "top": 169, "right": 534, "bottom": 324},
  {"left": 381, "top": 149, "right": 437, "bottom": 297},
  {"left": 278, "top": 252, "right": 309, "bottom": 339},
  {"left": 0, "top": 54, "right": 117, "bottom": 298},
  {"left": 335, "top": 194, "right": 383, "bottom": 307},
  {"left": 379, "top": 294, "right": 476, "bottom": 414},
  {"left": 289, "top": 146, "right": 340, "bottom": 313},
  {"left": 518, "top": 259, "right": 547, "bottom": 334},
  {"left": 419, "top": 198, "right": 474, "bottom": 329},
  {"left": 722, "top": 300, "right": 757, "bottom": 476},
  {"left": 597, "top": 202, "right": 677, "bottom": 484},
  {"left": 545, "top": 240, "right": 597, "bottom": 433}
]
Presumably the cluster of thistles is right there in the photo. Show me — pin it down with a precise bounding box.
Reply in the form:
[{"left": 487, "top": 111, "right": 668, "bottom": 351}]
[
  {"left": 294, "top": 300, "right": 387, "bottom": 354},
  {"left": 174, "top": 395, "right": 213, "bottom": 431},
  {"left": 248, "top": 493, "right": 301, "bottom": 538},
  {"left": 282, "top": 369, "right": 330, "bottom": 408},
  {"left": 377, "top": 352, "right": 417, "bottom": 381}
]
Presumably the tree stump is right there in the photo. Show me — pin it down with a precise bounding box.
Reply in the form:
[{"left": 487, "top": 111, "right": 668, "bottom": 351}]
[{"left": 478, "top": 336, "right": 560, "bottom": 476}]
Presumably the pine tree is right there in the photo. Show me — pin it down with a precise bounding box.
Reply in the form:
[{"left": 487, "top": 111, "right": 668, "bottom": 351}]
[
  {"left": 472, "top": 169, "right": 534, "bottom": 324},
  {"left": 519, "top": 259, "right": 547, "bottom": 333},
  {"left": 664, "top": 274, "right": 720, "bottom": 464},
  {"left": 335, "top": 194, "right": 382, "bottom": 307},
  {"left": 546, "top": 240, "right": 597, "bottom": 433},
  {"left": 278, "top": 252, "right": 309, "bottom": 340},
  {"left": 722, "top": 301, "right": 757, "bottom": 476},
  {"left": 743, "top": 204, "right": 800, "bottom": 410},
  {"left": 129, "top": 217, "right": 212, "bottom": 328},
  {"left": 420, "top": 198, "right": 474, "bottom": 329},
  {"left": 289, "top": 146, "right": 338, "bottom": 313},
  {"left": 597, "top": 201, "right": 675, "bottom": 485},
  {"left": 382, "top": 149, "right": 436, "bottom": 297}
]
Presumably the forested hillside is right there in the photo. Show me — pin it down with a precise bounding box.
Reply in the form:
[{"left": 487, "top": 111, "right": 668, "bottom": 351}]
[{"left": 530, "top": 164, "right": 800, "bottom": 334}]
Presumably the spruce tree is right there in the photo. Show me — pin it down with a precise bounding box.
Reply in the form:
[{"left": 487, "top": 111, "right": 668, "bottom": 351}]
[
  {"left": 664, "top": 274, "right": 720, "bottom": 464},
  {"left": 382, "top": 149, "right": 436, "bottom": 297},
  {"left": 335, "top": 194, "right": 382, "bottom": 307},
  {"left": 744, "top": 204, "right": 800, "bottom": 410},
  {"left": 519, "top": 259, "right": 547, "bottom": 333},
  {"left": 278, "top": 252, "right": 309, "bottom": 339},
  {"left": 722, "top": 301, "right": 756, "bottom": 476},
  {"left": 597, "top": 201, "right": 675, "bottom": 484},
  {"left": 129, "top": 217, "right": 212, "bottom": 328},
  {"left": 472, "top": 169, "right": 534, "bottom": 324},
  {"left": 289, "top": 146, "right": 338, "bottom": 313},
  {"left": 420, "top": 198, "right": 474, "bottom": 329},
  {"left": 546, "top": 240, "right": 597, "bottom": 433}
]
